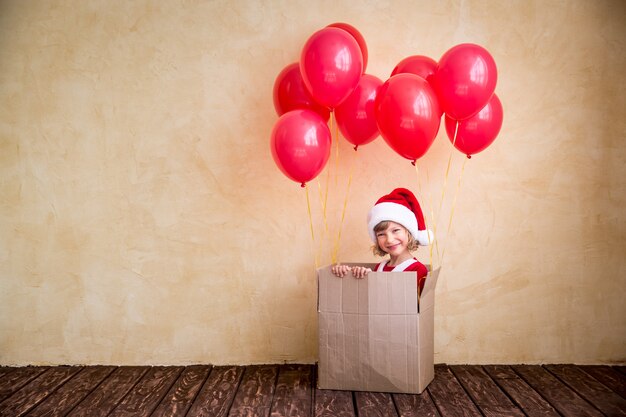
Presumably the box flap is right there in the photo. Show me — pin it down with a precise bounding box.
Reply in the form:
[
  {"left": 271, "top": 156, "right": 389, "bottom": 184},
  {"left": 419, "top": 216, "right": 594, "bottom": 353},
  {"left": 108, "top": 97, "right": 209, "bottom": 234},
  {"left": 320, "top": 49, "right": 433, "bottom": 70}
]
[
  {"left": 419, "top": 267, "right": 440, "bottom": 313},
  {"left": 318, "top": 264, "right": 440, "bottom": 313},
  {"left": 317, "top": 265, "right": 340, "bottom": 313},
  {"left": 317, "top": 264, "right": 377, "bottom": 313}
]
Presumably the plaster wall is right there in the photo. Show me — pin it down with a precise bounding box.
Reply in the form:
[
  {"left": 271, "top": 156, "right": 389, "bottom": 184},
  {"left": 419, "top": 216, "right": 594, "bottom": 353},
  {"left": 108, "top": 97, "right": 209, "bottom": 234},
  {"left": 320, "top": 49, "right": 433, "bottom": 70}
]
[{"left": 1, "top": 0, "right": 624, "bottom": 365}]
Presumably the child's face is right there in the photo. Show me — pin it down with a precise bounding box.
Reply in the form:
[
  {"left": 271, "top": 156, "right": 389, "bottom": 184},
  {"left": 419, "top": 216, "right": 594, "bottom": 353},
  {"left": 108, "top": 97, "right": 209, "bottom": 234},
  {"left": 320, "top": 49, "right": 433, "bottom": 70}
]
[{"left": 375, "top": 221, "right": 411, "bottom": 257}]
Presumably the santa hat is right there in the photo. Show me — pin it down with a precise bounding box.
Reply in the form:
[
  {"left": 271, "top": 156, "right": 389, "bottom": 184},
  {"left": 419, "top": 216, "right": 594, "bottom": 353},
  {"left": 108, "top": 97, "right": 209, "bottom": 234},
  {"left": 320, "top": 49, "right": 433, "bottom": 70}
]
[{"left": 367, "top": 188, "right": 434, "bottom": 246}]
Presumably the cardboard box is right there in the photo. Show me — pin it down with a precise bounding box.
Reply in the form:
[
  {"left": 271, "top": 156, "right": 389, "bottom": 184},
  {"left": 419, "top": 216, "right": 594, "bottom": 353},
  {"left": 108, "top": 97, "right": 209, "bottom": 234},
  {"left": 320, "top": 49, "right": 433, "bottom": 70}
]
[{"left": 317, "top": 263, "right": 440, "bottom": 394}]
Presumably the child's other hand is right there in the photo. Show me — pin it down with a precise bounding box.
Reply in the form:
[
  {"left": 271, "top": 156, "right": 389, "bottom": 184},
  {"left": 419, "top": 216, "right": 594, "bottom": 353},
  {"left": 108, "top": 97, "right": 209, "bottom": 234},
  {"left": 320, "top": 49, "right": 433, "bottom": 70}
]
[
  {"left": 351, "top": 266, "right": 372, "bottom": 279},
  {"left": 331, "top": 264, "right": 352, "bottom": 278}
]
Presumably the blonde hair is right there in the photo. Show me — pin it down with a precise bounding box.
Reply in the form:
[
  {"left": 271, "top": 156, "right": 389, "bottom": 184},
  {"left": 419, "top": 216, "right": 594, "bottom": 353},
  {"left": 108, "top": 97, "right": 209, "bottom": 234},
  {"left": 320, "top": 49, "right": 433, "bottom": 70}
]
[{"left": 371, "top": 221, "right": 419, "bottom": 257}]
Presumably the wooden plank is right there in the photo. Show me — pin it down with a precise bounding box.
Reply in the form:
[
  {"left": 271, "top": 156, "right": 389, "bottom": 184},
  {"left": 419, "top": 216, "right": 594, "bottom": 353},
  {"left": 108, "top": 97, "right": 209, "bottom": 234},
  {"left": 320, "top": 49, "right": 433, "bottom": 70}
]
[
  {"left": 150, "top": 365, "right": 212, "bottom": 417},
  {"left": 512, "top": 365, "right": 604, "bottom": 417},
  {"left": 0, "top": 366, "right": 81, "bottom": 417},
  {"left": 393, "top": 391, "right": 439, "bottom": 417},
  {"left": 545, "top": 364, "right": 626, "bottom": 417},
  {"left": 26, "top": 366, "right": 116, "bottom": 417},
  {"left": 229, "top": 365, "right": 279, "bottom": 417},
  {"left": 187, "top": 365, "right": 244, "bottom": 417},
  {"left": 354, "top": 392, "right": 396, "bottom": 417},
  {"left": 108, "top": 366, "right": 183, "bottom": 417},
  {"left": 580, "top": 365, "right": 626, "bottom": 398},
  {"left": 269, "top": 364, "right": 314, "bottom": 417},
  {"left": 0, "top": 367, "right": 48, "bottom": 403},
  {"left": 314, "top": 389, "right": 355, "bottom": 417},
  {"left": 449, "top": 365, "right": 524, "bottom": 417},
  {"left": 0, "top": 363, "right": 620, "bottom": 417},
  {"left": 483, "top": 365, "right": 559, "bottom": 417},
  {"left": 616, "top": 366, "right": 626, "bottom": 376},
  {"left": 481, "top": 364, "right": 524, "bottom": 380},
  {"left": 427, "top": 365, "right": 482, "bottom": 417},
  {"left": 0, "top": 368, "right": 16, "bottom": 380},
  {"left": 66, "top": 366, "right": 148, "bottom": 417}
]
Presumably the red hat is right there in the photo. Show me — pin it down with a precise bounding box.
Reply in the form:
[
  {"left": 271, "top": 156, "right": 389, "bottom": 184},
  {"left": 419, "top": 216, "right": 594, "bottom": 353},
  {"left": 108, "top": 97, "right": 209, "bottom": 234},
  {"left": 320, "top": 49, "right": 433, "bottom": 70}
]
[{"left": 367, "top": 188, "right": 434, "bottom": 246}]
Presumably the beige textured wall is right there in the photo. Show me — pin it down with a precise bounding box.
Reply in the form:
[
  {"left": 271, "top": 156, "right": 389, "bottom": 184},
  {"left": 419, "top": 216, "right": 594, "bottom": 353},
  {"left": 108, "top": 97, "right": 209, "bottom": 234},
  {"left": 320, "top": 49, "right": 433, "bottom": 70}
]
[{"left": 1, "top": 0, "right": 624, "bottom": 366}]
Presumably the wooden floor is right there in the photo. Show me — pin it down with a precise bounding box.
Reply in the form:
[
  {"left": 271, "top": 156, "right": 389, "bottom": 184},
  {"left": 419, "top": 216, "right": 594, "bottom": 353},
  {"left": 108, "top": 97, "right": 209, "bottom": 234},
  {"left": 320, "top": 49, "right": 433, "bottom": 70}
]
[{"left": 0, "top": 364, "right": 624, "bottom": 417}]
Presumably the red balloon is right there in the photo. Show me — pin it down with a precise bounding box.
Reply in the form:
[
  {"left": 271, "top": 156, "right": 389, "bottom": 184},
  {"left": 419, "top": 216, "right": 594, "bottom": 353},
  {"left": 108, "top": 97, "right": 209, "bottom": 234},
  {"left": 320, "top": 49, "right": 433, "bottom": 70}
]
[
  {"left": 270, "top": 109, "right": 332, "bottom": 186},
  {"left": 273, "top": 62, "right": 330, "bottom": 121},
  {"left": 335, "top": 74, "right": 382, "bottom": 150},
  {"left": 391, "top": 55, "right": 442, "bottom": 117},
  {"left": 327, "top": 22, "right": 368, "bottom": 72},
  {"left": 300, "top": 27, "right": 363, "bottom": 108},
  {"left": 375, "top": 74, "right": 441, "bottom": 163},
  {"left": 445, "top": 93, "right": 503, "bottom": 157},
  {"left": 391, "top": 55, "right": 437, "bottom": 81},
  {"left": 432, "top": 43, "right": 497, "bottom": 120}
]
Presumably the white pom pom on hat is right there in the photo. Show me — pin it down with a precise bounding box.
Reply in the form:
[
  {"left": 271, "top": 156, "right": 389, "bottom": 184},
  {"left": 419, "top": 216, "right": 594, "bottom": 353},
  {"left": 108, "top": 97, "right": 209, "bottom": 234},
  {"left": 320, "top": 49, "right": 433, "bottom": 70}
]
[{"left": 367, "top": 187, "right": 434, "bottom": 246}]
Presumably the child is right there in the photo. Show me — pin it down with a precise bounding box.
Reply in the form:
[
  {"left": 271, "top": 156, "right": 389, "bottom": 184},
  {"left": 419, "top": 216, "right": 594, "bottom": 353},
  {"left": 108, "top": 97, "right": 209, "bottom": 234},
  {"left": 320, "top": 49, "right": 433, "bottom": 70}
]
[{"left": 332, "top": 188, "right": 434, "bottom": 292}]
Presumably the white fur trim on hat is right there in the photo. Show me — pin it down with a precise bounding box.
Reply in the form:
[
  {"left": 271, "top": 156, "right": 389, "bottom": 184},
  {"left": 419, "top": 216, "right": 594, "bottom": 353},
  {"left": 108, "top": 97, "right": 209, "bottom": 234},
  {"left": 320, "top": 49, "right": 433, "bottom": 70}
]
[
  {"left": 415, "top": 229, "right": 435, "bottom": 246},
  {"left": 367, "top": 202, "right": 418, "bottom": 243}
]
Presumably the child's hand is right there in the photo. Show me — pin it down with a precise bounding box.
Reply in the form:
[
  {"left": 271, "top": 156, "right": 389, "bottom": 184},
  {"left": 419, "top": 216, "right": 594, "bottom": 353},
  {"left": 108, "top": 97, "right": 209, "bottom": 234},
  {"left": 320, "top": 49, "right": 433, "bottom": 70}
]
[
  {"left": 351, "top": 266, "right": 372, "bottom": 279},
  {"left": 331, "top": 264, "right": 352, "bottom": 278}
]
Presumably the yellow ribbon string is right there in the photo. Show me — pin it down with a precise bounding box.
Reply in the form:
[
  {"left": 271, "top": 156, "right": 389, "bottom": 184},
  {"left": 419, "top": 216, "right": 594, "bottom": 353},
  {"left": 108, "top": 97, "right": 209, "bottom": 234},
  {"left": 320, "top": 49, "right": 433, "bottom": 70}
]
[
  {"left": 322, "top": 116, "right": 332, "bottom": 234},
  {"left": 430, "top": 120, "right": 459, "bottom": 268},
  {"left": 440, "top": 156, "right": 467, "bottom": 266},
  {"left": 437, "top": 121, "right": 459, "bottom": 219},
  {"left": 425, "top": 167, "right": 440, "bottom": 268},
  {"left": 332, "top": 149, "right": 357, "bottom": 264},
  {"left": 305, "top": 184, "right": 319, "bottom": 269},
  {"left": 312, "top": 113, "right": 334, "bottom": 264},
  {"left": 317, "top": 180, "right": 327, "bottom": 232},
  {"left": 314, "top": 111, "right": 338, "bottom": 265},
  {"left": 414, "top": 162, "right": 434, "bottom": 271},
  {"left": 316, "top": 180, "right": 327, "bottom": 265},
  {"left": 334, "top": 112, "right": 340, "bottom": 188}
]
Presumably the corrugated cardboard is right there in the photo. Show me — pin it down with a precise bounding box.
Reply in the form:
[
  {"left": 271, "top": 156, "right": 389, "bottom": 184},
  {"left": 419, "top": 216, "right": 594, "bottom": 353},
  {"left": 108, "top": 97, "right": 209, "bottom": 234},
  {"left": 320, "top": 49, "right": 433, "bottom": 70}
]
[{"left": 317, "top": 263, "right": 440, "bottom": 394}]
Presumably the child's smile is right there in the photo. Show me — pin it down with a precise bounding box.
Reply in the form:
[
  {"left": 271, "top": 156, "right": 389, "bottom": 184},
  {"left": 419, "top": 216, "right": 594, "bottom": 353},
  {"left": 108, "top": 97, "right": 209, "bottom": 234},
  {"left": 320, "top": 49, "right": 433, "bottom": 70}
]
[
  {"left": 385, "top": 242, "right": 403, "bottom": 252},
  {"left": 376, "top": 221, "right": 411, "bottom": 260}
]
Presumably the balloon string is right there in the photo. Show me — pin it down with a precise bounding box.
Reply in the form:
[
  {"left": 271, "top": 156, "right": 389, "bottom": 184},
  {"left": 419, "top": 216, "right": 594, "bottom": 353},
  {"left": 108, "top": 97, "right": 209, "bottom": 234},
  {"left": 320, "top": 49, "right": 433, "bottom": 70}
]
[
  {"left": 440, "top": 156, "right": 467, "bottom": 266},
  {"left": 305, "top": 184, "right": 319, "bottom": 269},
  {"left": 437, "top": 121, "right": 459, "bottom": 217},
  {"left": 322, "top": 114, "right": 332, "bottom": 234},
  {"left": 316, "top": 180, "right": 327, "bottom": 265},
  {"left": 333, "top": 111, "right": 340, "bottom": 187},
  {"left": 428, "top": 168, "right": 441, "bottom": 268},
  {"left": 431, "top": 120, "right": 459, "bottom": 268},
  {"left": 332, "top": 149, "right": 357, "bottom": 264},
  {"left": 315, "top": 110, "right": 338, "bottom": 265},
  {"left": 452, "top": 120, "right": 459, "bottom": 147},
  {"left": 414, "top": 162, "right": 433, "bottom": 271},
  {"left": 428, "top": 168, "right": 441, "bottom": 269}
]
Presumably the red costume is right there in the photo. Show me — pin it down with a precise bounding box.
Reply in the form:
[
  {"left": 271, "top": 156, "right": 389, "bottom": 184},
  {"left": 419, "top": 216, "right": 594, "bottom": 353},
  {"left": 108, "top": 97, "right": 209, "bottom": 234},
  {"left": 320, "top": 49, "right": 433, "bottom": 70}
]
[{"left": 376, "top": 258, "right": 429, "bottom": 293}]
